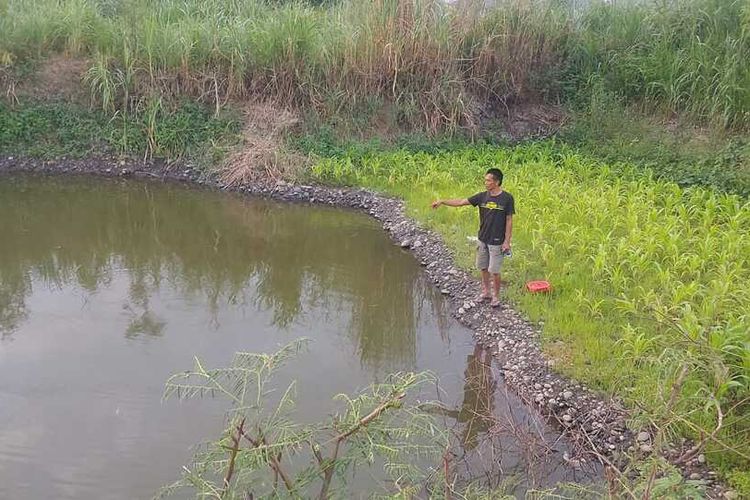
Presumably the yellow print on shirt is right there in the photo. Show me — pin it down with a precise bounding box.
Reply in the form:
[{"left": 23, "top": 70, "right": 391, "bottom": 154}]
[{"left": 481, "top": 202, "right": 503, "bottom": 210}]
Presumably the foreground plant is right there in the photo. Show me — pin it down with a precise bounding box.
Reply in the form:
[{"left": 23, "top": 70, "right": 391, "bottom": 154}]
[{"left": 157, "top": 339, "right": 449, "bottom": 499}]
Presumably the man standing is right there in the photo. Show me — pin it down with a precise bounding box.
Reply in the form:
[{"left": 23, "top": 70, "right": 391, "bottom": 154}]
[{"left": 431, "top": 168, "right": 515, "bottom": 308}]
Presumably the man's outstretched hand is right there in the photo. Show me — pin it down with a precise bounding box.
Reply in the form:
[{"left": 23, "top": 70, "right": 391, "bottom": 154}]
[{"left": 431, "top": 200, "right": 442, "bottom": 209}]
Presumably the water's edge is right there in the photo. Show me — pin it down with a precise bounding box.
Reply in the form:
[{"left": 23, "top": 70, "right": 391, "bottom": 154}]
[{"left": 0, "top": 154, "right": 724, "bottom": 497}]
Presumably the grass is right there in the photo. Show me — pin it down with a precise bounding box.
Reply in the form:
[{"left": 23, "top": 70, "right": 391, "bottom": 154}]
[
  {"left": 560, "top": 85, "right": 750, "bottom": 197},
  {"left": 2, "top": 0, "right": 748, "bottom": 131},
  {"left": 0, "top": 0, "right": 571, "bottom": 131},
  {"left": 0, "top": 100, "right": 241, "bottom": 163},
  {"left": 307, "top": 142, "right": 750, "bottom": 494}
]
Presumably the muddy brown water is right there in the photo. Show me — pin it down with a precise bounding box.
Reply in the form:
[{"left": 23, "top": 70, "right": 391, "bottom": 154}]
[{"left": 0, "top": 175, "right": 599, "bottom": 499}]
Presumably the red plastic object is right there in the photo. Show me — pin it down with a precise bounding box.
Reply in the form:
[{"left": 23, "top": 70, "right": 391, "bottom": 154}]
[{"left": 526, "top": 280, "right": 552, "bottom": 293}]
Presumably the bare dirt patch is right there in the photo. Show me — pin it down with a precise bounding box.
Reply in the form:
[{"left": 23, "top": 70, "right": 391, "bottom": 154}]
[
  {"left": 480, "top": 100, "right": 567, "bottom": 141},
  {"left": 11, "top": 56, "right": 90, "bottom": 103}
]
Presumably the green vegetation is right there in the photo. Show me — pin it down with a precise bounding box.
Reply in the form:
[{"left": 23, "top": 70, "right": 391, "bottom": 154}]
[
  {"left": 560, "top": 86, "right": 750, "bottom": 197},
  {"left": 160, "top": 340, "right": 536, "bottom": 499},
  {"left": 308, "top": 143, "right": 750, "bottom": 492},
  {"left": 2, "top": 0, "right": 749, "bottom": 129},
  {"left": 0, "top": 101, "right": 240, "bottom": 162},
  {"left": 159, "top": 339, "right": 449, "bottom": 498}
]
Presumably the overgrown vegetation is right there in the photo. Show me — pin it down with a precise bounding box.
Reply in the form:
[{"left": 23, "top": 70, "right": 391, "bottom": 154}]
[
  {"left": 0, "top": 100, "right": 240, "bottom": 163},
  {"left": 307, "top": 143, "right": 750, "bottom": 493},
  {"left": 2, "top": 0, "right": 749, "bottom": 130}
]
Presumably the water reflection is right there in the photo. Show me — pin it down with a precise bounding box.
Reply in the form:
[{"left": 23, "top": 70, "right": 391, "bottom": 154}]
[
  {"left": 434, "top": 344, "right": 498, "bottom": 451},
  {"left": 0, "top": 176, "right": 438, "bottom": 371}
]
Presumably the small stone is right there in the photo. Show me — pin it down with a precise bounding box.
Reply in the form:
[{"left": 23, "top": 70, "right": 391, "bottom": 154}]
[
  {"left": 440, "top": 289, "right": 450, "bottom": 295},
  {"left": 608, "top": 444, "right": 616, "bottom": 450},
  {"left": 637, "top": 431, "right": 650, "bottom": 442},
  {"left": 400, "top": 240, "right": 411, "bottom": 248},
  {"left": 562, "top": 391, "right": 573, "bottom": 400},
  {"left": 697, "top": 454, "right": 706, "bottom": 464},
  {"left": 534, "top": 383, "right": 542, "bottom": 390},
  {"left": 562, "top": 414, "right": 573, "bottom": 423},
  {"left": 689, "top": 473, "right": 701, "bottom": 481},
  {"left": 458, "top": 308, "right": 465, "bottom": 314},
  {"left": 412, "top": 240, "right": 423, "bottom": 248},
  {"left": 640, "top": 444, "right": 653, "bottom": 453},
  {"left": 724, "top": 491, "right": 738, "bottom": 500}
]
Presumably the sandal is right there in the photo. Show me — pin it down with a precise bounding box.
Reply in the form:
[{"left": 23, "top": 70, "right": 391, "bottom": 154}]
[
  {"left": 490, "top": 297, "right": 501, "bottom": 308},
  {"left": 476, "top": 292, "right": 491, "bottom": 302}
]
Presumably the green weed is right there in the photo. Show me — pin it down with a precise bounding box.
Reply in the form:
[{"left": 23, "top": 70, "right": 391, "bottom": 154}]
[{"left": 0, "top": 101, "right": 241, "bottom": 164}]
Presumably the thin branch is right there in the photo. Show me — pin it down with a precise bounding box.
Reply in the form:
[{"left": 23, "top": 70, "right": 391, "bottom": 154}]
[
  {"left": 223, "top": 417, "right": 246, "bottom": 496},
  {"left": 674, "top": 399, "right": 724, "bottom": 464},
  {"left": 443, "top": 448, "right": 452, "bottom": 500},
  {"left": 240, "top": 429, "right": 295, "bottom": 493},
  {"left": 334, "top": 392, "right": 406, "bottom": 443},
  {"left": 318, "top": 391, "right": 406, "bottom": 499}
]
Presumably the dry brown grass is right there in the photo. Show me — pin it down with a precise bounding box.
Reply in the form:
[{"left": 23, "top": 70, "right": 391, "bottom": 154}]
[{"left": 220, "top": 103, "right": 310, "bottom": 186}]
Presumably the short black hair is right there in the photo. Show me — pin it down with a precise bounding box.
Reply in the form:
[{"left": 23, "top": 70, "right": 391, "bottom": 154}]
[{"left": 486, "top": 168, "right": 503, "bottom": 184}]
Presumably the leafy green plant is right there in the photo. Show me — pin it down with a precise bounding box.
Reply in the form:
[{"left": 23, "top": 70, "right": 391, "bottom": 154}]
[{"left": 158, "top": 339, "right": 448, "bottom": 499}]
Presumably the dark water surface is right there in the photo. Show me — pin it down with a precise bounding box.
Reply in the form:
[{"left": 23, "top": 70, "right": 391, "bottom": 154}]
[{"left": 0, "top": 176, "right": 597, "bottom": 499}]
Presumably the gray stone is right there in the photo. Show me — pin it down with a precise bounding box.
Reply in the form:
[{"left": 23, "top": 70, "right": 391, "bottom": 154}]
[
  {"left": 637, "top": 431, "right": 650, "bottom": 442},
  {"left": 562, "top": 391, "right": 573, "bottom": 400},
  {"left": 689, "top": 473, "right": 701, "bottom": 481},
  {"left": 697, "top": 454, "right": 706, "bottom": 464},
  {"left": 640, "top": 444, "right": 653, "bottom": 453},
  {"left": 723, "top": 491, "right": 738, "bottom": 499}
]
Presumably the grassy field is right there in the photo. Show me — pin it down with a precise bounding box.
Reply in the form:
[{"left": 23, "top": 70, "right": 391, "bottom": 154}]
[{"left": 308, "top": 143, "right": 750, "bottom": 493}]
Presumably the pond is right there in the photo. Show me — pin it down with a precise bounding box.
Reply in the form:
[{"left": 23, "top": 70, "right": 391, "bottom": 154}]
[{"left": 0, "top": 175, "right": 597, "bottom": 499}]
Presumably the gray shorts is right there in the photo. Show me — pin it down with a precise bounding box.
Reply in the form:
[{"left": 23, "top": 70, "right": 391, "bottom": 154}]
[{"left": 476, "top": 241, "right": 504, "bottom": 274}]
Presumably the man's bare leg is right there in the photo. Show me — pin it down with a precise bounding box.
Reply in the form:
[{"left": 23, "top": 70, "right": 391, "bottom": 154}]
[
  {"left": 480, "top": 270, "right": 492, "bottom": 299},
  {"left": 490, "top": 273, "right": 501, "bottom": 307}
]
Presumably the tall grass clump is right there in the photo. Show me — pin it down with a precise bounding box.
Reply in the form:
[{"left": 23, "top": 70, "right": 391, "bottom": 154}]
[
  {"left": 0, "top": 0, "right": 570, "bottom": 131},
  {"left": 568, "top": 0, "right": 750, "bottom": 128},
  {"left": 308, "top": 143, "right": 750, "bottom": 491},
  {"left": 2, "top": 0, "right": 750, "bottom": 130}
]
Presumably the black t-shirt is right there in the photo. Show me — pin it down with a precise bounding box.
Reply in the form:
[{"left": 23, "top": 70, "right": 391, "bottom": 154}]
[{"left": 468, "top": 191, "right": 515, "bottom": 245}]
